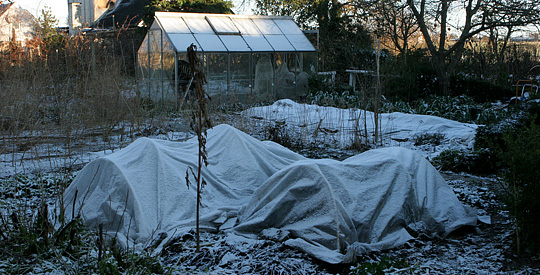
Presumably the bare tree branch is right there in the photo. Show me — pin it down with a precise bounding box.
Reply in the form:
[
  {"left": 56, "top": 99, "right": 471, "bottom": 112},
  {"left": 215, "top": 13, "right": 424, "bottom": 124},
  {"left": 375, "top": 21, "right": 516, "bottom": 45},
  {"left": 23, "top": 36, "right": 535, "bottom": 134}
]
[{"left": 406, "top": 0, "right": 540, "bottom": 94}]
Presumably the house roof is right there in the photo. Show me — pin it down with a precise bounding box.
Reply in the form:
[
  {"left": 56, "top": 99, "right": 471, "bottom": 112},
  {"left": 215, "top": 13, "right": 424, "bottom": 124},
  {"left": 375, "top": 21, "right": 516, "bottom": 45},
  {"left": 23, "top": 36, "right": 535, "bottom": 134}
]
[
  {"left": 0, "top": 3, "right": 14, "bottom": 18},
  {"left": 152, "top": 12, "right": 316, "bottom": 53},
  {"left": 93, "top": 0, "right": 148, "bottom": 28}
]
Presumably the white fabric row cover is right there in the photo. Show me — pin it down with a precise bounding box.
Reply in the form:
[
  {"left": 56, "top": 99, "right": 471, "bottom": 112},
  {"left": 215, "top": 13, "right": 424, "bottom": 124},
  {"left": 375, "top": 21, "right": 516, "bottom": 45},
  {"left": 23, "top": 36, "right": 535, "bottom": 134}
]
[
  {"left": 152, "top": 12, "right": 316, "bottom": 53},
  {"left": 243, "top": 99, "right": 479, "bottom": 149},
  {"left": 62, "top": 124, "right": 304, "bottom": 249},
  {"left": 234, "top": 148, "right": 477, "bottom": 263},
  {"left": 62, "top": 124, "right": 477, "bottom": 264}
]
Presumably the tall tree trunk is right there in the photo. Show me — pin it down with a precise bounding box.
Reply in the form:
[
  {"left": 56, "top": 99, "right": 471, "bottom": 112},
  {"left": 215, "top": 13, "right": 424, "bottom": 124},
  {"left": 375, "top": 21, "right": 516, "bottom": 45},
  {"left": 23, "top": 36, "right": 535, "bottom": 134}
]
[{"left": 433, "top": 58, "right": 451, "bottom": 96}]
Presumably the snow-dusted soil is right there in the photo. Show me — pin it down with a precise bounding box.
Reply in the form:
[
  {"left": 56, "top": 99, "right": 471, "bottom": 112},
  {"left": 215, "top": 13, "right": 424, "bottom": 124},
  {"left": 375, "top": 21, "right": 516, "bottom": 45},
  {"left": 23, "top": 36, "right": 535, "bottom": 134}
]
[
  {"left": 1, "top": 103, "right": 540, "bottom": 274},
  {"left": 150, "top": 172, "right": 538, "bottom": 275},
  {"left": 369, "top": 172, "right": 540, "bottom": 274}
]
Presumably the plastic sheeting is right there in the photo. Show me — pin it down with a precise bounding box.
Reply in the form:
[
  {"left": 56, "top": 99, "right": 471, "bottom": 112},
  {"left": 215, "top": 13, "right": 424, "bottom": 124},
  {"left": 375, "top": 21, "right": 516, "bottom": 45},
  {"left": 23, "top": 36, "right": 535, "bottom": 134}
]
[{"left": 63, "top": 124, "right": 477, "bottom": 263}]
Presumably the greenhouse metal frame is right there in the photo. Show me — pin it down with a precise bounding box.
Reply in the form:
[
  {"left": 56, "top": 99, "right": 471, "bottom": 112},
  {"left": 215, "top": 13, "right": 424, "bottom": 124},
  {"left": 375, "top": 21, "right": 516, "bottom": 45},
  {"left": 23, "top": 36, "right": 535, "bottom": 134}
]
[{"left": 137, "top": 12, "right": 317, "bottom": 106}]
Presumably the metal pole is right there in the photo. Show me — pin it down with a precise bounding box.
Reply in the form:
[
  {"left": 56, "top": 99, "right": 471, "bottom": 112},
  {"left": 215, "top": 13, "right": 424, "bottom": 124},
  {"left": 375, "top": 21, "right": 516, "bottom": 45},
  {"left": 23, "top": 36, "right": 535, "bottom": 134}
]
[
  {"left": 175, "top": 52, "right": 179, "bottom": 109},
  {"left": 147, "top": 31, "right": 151, "bottom": 98},
  {"left": 160, "top": 29, "right": 164, "bottom": 104},
  {"left": 227, "top": 53, "right": 231, "bottom": 100},
  {"left": 249, "top": 54, "right": 253, "bottom": 94}
]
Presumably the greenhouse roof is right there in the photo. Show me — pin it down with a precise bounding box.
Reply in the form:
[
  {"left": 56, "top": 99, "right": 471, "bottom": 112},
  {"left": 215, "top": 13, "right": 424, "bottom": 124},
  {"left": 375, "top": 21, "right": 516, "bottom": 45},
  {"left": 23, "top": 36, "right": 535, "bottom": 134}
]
[{"left": 152, "top": 12, "right": 317, "bottom": 53}]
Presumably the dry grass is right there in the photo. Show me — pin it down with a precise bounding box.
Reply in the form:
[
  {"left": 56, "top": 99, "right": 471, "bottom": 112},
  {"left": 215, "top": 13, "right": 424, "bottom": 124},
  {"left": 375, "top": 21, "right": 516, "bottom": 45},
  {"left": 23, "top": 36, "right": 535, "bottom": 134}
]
[{"left": 0, "top": 31, "right": 153, "bottom": 173}]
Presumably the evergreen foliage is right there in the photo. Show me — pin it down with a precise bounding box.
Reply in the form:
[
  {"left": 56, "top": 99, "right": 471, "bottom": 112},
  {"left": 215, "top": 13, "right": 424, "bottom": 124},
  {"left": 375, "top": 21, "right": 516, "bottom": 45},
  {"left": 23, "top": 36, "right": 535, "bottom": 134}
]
[
  {"left": 33, "top": 6, "right": 64, "bottom": 51},
  {"left": 255, "top": 0, "right": 373, "bottom": 73},
  {"left": 142, "top": 0, "right": 234, "bottom": 27},
  {"left": 500, "top": 121, "right": 540, "bottom": 254}
]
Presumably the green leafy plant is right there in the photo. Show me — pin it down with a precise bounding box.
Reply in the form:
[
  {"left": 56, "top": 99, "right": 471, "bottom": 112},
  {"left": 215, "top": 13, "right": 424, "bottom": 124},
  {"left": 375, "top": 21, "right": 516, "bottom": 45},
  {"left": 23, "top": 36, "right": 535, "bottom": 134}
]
[
  {"left": 432, "top": 149, "right": 470, "bottom": 172},
  {"left": 413, "top": 132, "right": 445, "bottom": 146},
  {"left": 351, "top": 257, "right": 411, "bottom": 275},
  {"left": 264, "top": 121, "right": 295, "bottom": 147},
  {"left": 383, "top": 94, "right": 508, "bottom": 124},
  {"left": 0, "top": 174, "right": 167, "bottom": 274},
  {"left": 500, "top": 121, "right": 540, "bottom": 254},
  {"left": 143, "top": 0, "right": 234, "bottom": 27},
  {"left": 432, "top": 148, "right": 498, "bottom": 175}
]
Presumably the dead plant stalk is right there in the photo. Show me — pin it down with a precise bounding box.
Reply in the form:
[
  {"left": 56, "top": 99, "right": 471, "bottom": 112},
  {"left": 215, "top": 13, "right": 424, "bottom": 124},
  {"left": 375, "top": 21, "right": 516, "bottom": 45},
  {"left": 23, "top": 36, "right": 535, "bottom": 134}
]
[{"left": 185, "top": 44, "right": 211, "bottom": 252}]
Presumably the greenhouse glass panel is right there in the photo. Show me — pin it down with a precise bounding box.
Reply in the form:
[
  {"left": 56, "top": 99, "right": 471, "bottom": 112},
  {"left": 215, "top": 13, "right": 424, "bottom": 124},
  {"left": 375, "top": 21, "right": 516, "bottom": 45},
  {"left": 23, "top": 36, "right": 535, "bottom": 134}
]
[
  {"left": 273, "top": 20, "right": 303, "bottom": 35},
  {"left": 219, "top": 35, "right": 250, "bottom": 52},
  {"left": 159, "top": 16, "right": 191, "bottom": 34},
  {"left": 175, "top": 53, "right": 191, "bottom": 94},
  {"left": 137, "top": 35, "right": 150, "bottom": 90},
  {"left": 162, "top": 35, "right": 176, "bottom": 102},
  {"left": 285, "top": 53, "right": 297, "bottom": 73},
  {"left": 302, "top": 52, "right": 318, "bottom": 73},
  {"left": 148, "top": 29, "right": 162, "bottom": 100},
  {"left": 265, "top": 35, "right": 295, "bottom": 51},
  {"left": 243, "top": 35, "right": 273, "bottom": 51},
  {"left": 139, "top": 35, "right": 149, "bottom": 53},
  {"left": 229, "top": 53, "right": 251, "bottom": 95},
  {"left": 232, "top": 18, "right": 261, "bottom": 35},
  {"left": 274, "top": 52, "right": 297, "bottom": 98},
  {"left": 285, "top": 34, "right": 316, "bottom": 51},
  {"left": 149, "top": 20, "right": 160, "bottom": 31},
  {"left": 206, "top": 16, "right": 240, "bottom": 35},
  {"left": 252, "top": 53, "right": 274, "bottom": 100},
  {"left": 253, "top": 19, "right": 282, "bottom": 35},
  {"left": 205, "top": 53, "right": 228, "bottom": 97},
  {"left": 169, "top": 33, "right": 200, "bottom": 52},
  {"left": 194, "top": 34, "right": 227, "bottom": 52},
  {"left": 292, "top": 53, "right": 310, "bottom": 96},
  {"left": 184, "top": 17, "right": 214, "bottom": 33}
]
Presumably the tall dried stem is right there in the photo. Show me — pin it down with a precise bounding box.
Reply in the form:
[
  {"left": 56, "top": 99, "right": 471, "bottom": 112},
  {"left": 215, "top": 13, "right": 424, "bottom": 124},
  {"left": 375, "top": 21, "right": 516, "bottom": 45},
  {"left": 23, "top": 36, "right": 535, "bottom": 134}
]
[
  {"left": 374, "top": 35, "right": 382, "bottom": 144},
  {"left": 185, "top": 44, "right": 211, "bottom": 252}
]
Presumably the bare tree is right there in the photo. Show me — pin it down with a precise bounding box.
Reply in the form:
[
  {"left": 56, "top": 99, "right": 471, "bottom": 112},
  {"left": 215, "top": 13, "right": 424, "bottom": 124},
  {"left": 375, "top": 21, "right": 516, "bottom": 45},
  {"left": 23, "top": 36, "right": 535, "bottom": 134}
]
[
  {"left": 234, "top": 0, "right": 252, "bottom": 13},
  {"left": 354, "top": 0, "right": 419, "bottom": 57},
  {"left": 254, "top": 0, "right": 317, "bottom": 28},
  {"left": 406, "top": 0, "right": 540, "bottom": 95}
]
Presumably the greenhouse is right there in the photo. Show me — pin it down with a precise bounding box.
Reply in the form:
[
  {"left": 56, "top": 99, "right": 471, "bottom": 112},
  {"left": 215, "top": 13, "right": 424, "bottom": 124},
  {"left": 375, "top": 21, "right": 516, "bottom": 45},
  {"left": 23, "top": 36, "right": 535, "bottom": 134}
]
[{"left": 137, "top": 12, "right": 318, "bottom": 106}]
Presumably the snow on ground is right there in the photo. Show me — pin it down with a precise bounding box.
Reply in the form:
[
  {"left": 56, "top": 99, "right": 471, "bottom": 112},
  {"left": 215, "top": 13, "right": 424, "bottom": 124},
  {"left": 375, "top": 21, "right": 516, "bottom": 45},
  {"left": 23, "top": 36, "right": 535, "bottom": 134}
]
[
  {"left": 241, "top": 99, "right": 478, "bottom": 160},
  {"left": 0, "top": 100, "right": 477, "bottom": 178},
  {"left": 1, "top": 100, "right": 539, "bottom": 274},
  {"left": 0, "top": 122, "right": 191, "bottom": 178},
  {"left": 154, "top": 172, "right": 539, "bottom": 275}
]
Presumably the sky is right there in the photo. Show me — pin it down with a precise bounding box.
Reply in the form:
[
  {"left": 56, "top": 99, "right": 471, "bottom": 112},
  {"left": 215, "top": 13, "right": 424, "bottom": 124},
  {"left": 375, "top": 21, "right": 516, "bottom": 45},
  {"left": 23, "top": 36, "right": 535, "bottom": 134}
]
[
  {"left": 12, "top": 0, "right": 254, "bottom": 27},
  {"left": 10, "top": 0, "right": 537, "bottom": 38}
]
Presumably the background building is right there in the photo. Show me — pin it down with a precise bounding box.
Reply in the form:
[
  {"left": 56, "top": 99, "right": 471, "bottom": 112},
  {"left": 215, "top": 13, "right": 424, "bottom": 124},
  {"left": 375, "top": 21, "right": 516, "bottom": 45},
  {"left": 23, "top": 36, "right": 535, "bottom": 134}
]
[{"left": 0, "top": 3, "right": 35, "bottom": 50}]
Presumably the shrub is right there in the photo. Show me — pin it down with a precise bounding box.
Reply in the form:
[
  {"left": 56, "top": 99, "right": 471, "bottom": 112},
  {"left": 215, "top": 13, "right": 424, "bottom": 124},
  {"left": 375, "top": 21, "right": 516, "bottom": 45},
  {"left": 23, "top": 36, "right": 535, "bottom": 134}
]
[
  {"left": 413, "top": 132, "right": 445, "bottom": 146},
  {"left": 474, "top": 101, "right": 540, "bottom": 174},
  {"left": 431, "top": 149, "right": 496, "bottom": 175},
  {"left": 500, "top": 121, "right": 540, "bottom": 254},
  {"left": 383, "top": 94, "right": 507, "bottom": 124},
  {"left": 432, "top": 149, "right": 471, "bottom": 172},
  {"left": 0, "top": 174, "right": 167, "bottom": 273},
  {"left": 307, "top": 74, "right": 358, "bottom": 108},
  {"left": 382, "top": 48, "right": 436, "bottom": 101},
  {"left": 264, "top": 121, "right": 296, "bottom": 148},
  {"left": 450, "top": 75, "right": 512, "bottom": 103},
  {"left": 351, "top": 257, "right": 410, "bottom": 275}
]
